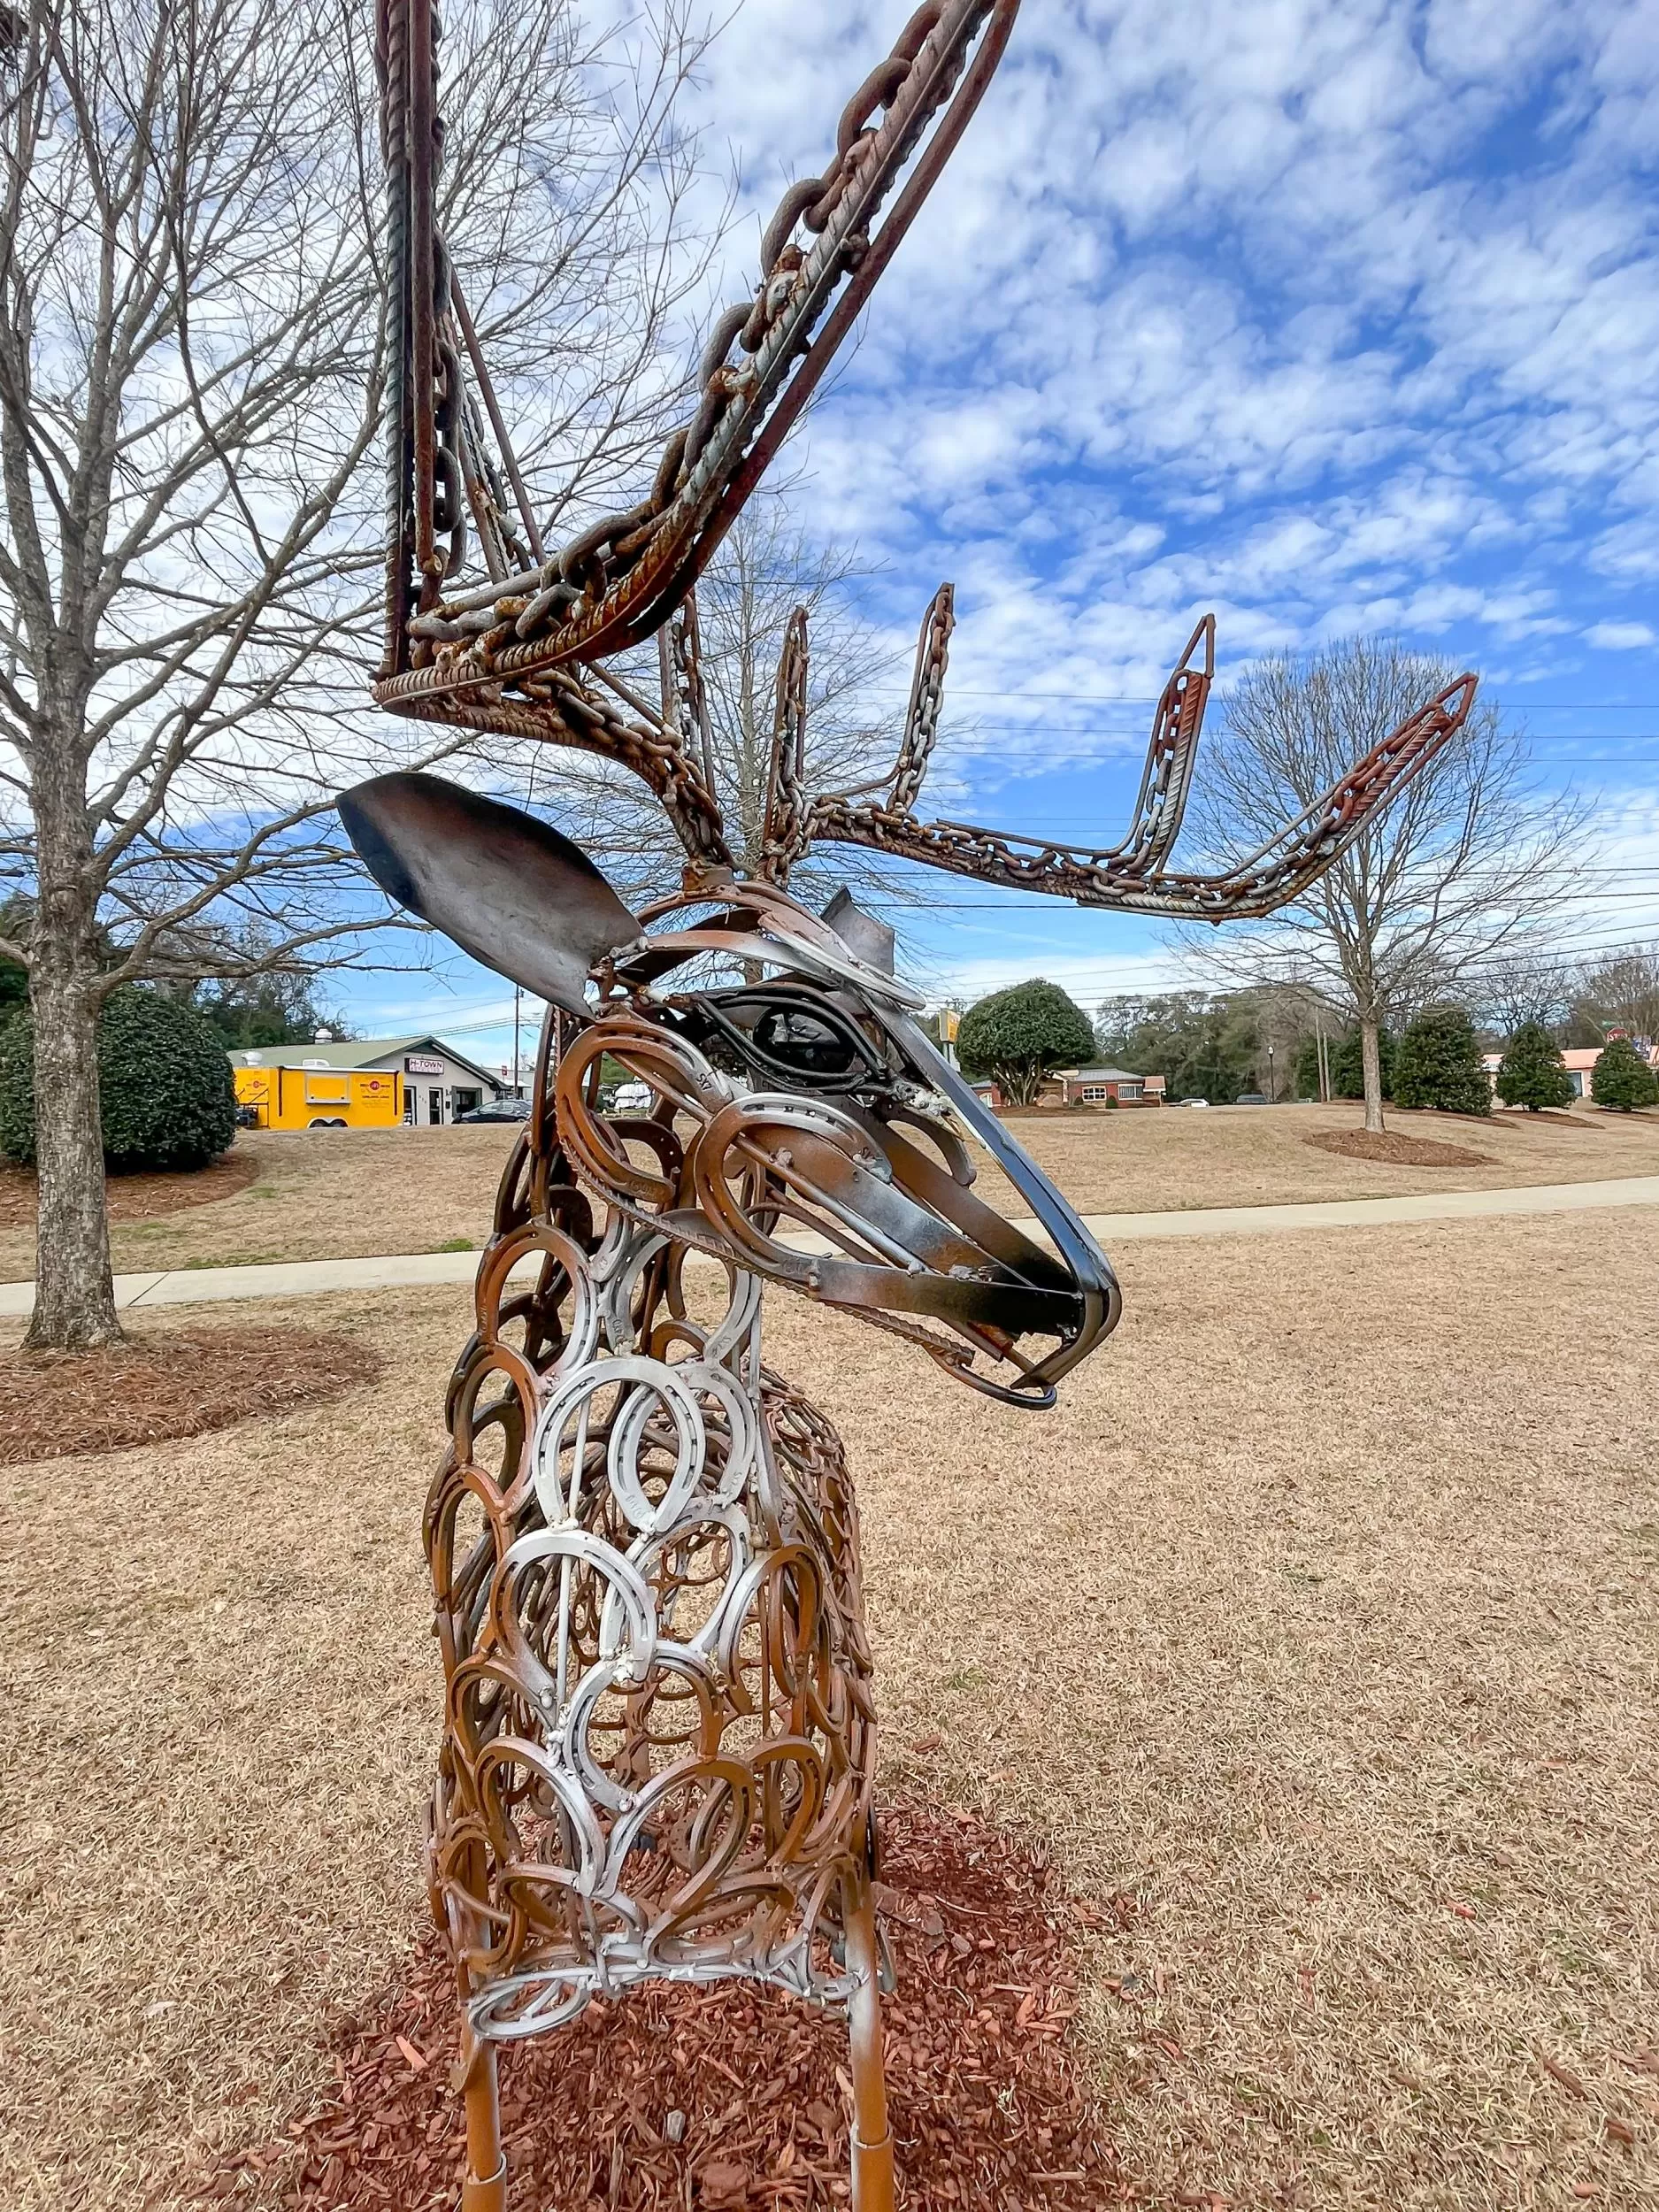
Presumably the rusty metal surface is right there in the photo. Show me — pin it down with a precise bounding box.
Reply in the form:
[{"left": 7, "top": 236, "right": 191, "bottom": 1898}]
[
  {"left": 345, "top": 758, "right": 1120, "bottom": 2212},
  {"left": 808, "top": 665, "right": 1478, "bottom": 918},
  {"left": 792, "top": 598, "right": 1476, "bottom": 916},
  {"left": 758, "top": 607, "right": 811, "bottom": 883},
  {"left": 430, "top": 1058, "right": 880, "bottom": 2047},
  {"left": 351, "top": 10, "right": 1486, "bottom": 2208},
  {"left": 372, "top": 0, "right": 1019, "bottom": 711}
]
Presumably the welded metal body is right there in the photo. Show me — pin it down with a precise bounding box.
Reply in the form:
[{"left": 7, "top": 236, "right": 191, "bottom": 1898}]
[{"left": 357, "top": 8, "right": 1480, "bottom": 2208}]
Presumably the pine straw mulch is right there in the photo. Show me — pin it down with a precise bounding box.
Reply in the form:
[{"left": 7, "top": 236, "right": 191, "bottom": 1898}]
[
  {"left": 0, "top": 1148, "right": 258, "bottom": 1230},
  {"left": 1304, "top": 1128, "right": 1495, "bottom": 1169},
  {"left": 194, "top": 1800, "right": 1130, "bottom": 2212},
  {"left": 1494, "top": 1108, "right": 1601, "bottom": 1127},
  {"left": 0, "top": 1325, "right": 382, "bottom": 1463}
]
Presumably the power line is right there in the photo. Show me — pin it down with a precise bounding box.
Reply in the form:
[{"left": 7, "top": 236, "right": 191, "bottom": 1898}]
[
  {"left": 924, "top": 925, "right": 1659, "bottom": 1000},
  {"left": 860, "top": 691, "right": 1659, "bottom": 709}
]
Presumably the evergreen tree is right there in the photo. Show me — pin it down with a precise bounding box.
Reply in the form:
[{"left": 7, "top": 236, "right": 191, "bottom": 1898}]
[
  {"left": 190, "top": 970, "right": 347, "bottom": 1050},
  {"left": 959, "top": 980, "right": 1096, "bottom": 1107},
  {"left": 1495, "top": 1021, "right": 1574, "bottom": 1111},
  {"left": 1095, "top": 990, "right": 1258, "bottom": 1102},
  {"left": 1331, "top": 1025, "right": 1394, "bottom": 1101},
  {"left": 1393, "top": 1004, "right": 1492, "bottom": 1116},
  {"left": 1294, "top": 1033, "right": 1322, "bottom": 1099},
  {"left": 1589, "top": 1034, "right": 1659, "bottom": 1112}
]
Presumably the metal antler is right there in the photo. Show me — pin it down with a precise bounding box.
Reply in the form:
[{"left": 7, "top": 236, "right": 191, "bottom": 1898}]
[
  {"left": 807, "top": 600, "right": 1478, "bottom": 919},
  {"left": 372, "top": 0, "right": 1021, "bottom": 824},
  {"left": 758, "top": 607, "right": 811, "bottom": 884},
  {"left": 1104, "top": 612, "right": 1215, "bottom": 875}
]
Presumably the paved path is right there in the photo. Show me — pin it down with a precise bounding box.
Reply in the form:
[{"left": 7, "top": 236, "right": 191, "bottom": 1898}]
[
  {"left": 4, "top": 1173, "right": 1657, "bottom": 1316},
  {"left": 1067, "top": 1173, "right": 1659, "bottom": 1242}
]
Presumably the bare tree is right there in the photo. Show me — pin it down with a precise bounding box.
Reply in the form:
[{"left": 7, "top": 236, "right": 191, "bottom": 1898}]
[
  {"left": 1479, "top": 947, "right": 1574, "bottom": 1040},
  {"left": 0, "top": 0, "right": 712, "bottom": 1347},
  {"left": 1570, "top": 946, "right": 1659, "bottom": 1046},
  {"left": 1185, "top": 639, "right": 1589, "bottom": 1133},
  {"left": 537, "top": 495, "right": 937, "bottom": 915}
]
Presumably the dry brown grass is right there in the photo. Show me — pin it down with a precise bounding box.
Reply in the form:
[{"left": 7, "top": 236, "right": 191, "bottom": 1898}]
[
  {"left": 0, "top": 1124, "right": 520, "bottom": 1281},
  {"left": 0, "top": 1106, "right": 1654, "bottom": 1288},
  {"left": 0, "top": 1150, "right": 258, "bottom": 1230},
  {"left": 2, "top": 1210, "right": 1656, "bottom": 2209},
  {"left": 959, "top": 1098, "right": 1659, "bottom": 1220}
]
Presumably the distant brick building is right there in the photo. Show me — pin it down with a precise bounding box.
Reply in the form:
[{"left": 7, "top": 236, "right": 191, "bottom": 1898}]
[{"left": 1055, "top": 1064, "right": 1166, "bottom": 1105}]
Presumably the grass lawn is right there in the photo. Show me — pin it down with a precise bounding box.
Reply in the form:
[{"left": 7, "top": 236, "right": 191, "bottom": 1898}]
[
  {"left": 0, "top": 1099, "right": 1655, "bottom": 1284},
  {"left": 3, "top": 1207, "right": 1655, "bottom": 2208}
]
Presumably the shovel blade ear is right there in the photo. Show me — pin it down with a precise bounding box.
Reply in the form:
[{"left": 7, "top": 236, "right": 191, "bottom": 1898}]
[
  {"left": 338, "top": 772, "right": 639, "bottom": 1015},
  {"left": 820, "top": 885, "right": 896, "bottom": 977}
]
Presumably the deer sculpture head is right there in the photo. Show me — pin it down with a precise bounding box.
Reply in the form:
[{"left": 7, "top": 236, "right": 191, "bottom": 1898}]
[
  {"left": 362, "top": 0, "right": 1475, "bottom": 1408},
  {"left": 344, "top": 586, "right": 1475, "bottom": 1405},
  {"left": 348, "top": 6, "right": 1479, "bottom": 2207}
]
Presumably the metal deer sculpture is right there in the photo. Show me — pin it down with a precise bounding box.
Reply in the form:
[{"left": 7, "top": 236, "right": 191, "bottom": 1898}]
[{"left": 351, "top": 6, "right": 1479, "bottom": 2209}]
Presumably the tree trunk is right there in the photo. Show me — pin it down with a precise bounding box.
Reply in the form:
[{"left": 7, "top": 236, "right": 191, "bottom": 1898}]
[
  {"left": 26, "top": 733, "right": 123, "bottom": 1350},
  {"left": 1360, "top": 1015, "right": 1386, "bottom": 1135},
  {"left": 25, "top": 966, "right": 120, "bottom": 1348}
]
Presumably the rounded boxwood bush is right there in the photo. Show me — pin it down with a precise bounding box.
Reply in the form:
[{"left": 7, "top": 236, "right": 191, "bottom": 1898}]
[
  {"left": 1495, "top": 1021, "right": 1575, "bottom": 1111},
  {"left": 1393, "top": 1003, "right": 1492, "bottom": 1117},
  {"left": 0, "top": 986, "right": 237, "bottom": 1171},
  {"left": 1590, "top": 1033, "right": 1659, "bottom": 1112},
  {"left": 957, "top": 979, "right": 1096, "bottom": 1108}
]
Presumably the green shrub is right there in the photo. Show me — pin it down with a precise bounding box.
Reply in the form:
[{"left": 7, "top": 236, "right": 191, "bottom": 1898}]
[
  {"left": 1331, "top": 1024, "right": 1395, "bottom": 1101},
  {"left": 1589, "top": 1033, "right": 1659, "bottom": 1112},
  {"left": 0, "top": 987, "right": 237, "bottom": 1171},
  {"left": 1495, "top": 1022, "right": 1574, "bottom": 1111},
  {"left": 1393, "top": 1004, "right": 1492, "bottom": 1116},
  {"left": 957, "top": 979, "right": 1095, "bottom": 1108}
]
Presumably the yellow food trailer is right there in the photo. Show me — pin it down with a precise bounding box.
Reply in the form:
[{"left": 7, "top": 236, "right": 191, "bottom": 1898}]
[{"left": 234, "top": 1063, "right": 403, "bottom": 1131}]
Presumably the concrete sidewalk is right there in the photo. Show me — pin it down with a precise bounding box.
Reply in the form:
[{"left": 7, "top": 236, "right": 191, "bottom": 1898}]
[
  {"left": 1068, "top": 1172, "right": 1659, "bottom": 1242},
  {"left": 4, "top": 1172, "right": 1657, "bottom": 1316}
]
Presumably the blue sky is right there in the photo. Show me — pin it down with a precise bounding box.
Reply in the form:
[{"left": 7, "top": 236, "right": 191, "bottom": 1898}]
[{"left": 342, "top": 0, "right": 1659, "bottom": 1060}]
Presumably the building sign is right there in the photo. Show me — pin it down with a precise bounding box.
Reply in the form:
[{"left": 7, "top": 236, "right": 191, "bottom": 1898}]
[{"left": 405, "top": 1054, "right": 444, "bottom": 1075}]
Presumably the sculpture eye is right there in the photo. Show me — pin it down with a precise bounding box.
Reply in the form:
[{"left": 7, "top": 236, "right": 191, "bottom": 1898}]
[
  {"left": 685, "top": 987, "right": 884, "bottom": 1091},
  {"left": 752, "top": 1006, "right": 858, "bottom": 1077}
]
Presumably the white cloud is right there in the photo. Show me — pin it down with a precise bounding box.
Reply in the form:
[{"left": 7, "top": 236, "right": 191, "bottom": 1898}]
[
  {"left": 670, "top": 0, "right": 1659, "bottom": 751},
  {"left": 1584, "top": 619, "right": 1657, "bottom": 649}
]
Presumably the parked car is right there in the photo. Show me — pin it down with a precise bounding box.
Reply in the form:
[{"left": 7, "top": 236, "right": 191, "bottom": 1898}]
[
  {"left": 609, "top": 1080, "right": 654, "bottom": 1114},
  {"left": 455, "top": 1097, "right": 532, "bottom": 1124},
  {"left": 1234, "top": 1092, "right": 1268, "bottom": 1105},
  {"left": 1179, "top": 1096, "right": 1210, "bottom": 1107}
]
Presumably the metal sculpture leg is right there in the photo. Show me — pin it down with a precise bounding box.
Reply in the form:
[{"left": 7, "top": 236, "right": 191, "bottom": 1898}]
[
  {"left": 460, "top": 2037, "right": 506, "bottom": 2212},
  {"left": 847, "top": 1870, "right": 895, "bottom": 2212}
]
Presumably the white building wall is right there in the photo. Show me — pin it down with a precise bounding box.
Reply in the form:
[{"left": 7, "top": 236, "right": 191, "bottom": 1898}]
[{"left": 359, "top": 1047, "right": 501, "bottom": 1125}]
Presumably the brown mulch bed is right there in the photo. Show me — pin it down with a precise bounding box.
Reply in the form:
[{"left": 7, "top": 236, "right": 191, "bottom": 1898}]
[
  {"left": 0, "top": 1148, "right": 258, "bottom": 1230},
  {"left": 0, "top": 1326, "right": 382, "bottom": 1463},
  {"left": 195, "top": 1801, "right": 1125, "bottom": 2211},
  {"left": 1494, "top": 1108, "right": 1600, "bottom": 1127},
  {"left": 1305, "top": 1129, "right": 1495, "bottom": 1169}
]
